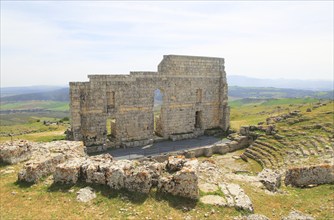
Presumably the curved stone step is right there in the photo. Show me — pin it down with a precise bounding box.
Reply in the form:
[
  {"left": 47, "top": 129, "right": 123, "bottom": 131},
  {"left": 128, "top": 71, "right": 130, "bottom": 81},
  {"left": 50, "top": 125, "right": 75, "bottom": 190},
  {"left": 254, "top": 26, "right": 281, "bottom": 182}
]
[
  {"left": 249, "top": 146, "right": 278, "bottom": 168},
  {"left": 243, "top": 151, "right": 266, "bottom": 168},
  {"left": 309, "top": 139, "right": 324, "bottom": 154},
  {"left": 295, "top": 144, "right": 310, "bottom": 157},
  {"left": 254, "top": 140, "right": 286, "bottom": 159},
  {"left": 300, "top": 141, "right": 318, "bottom": 156},
  {"left": 244, "top": 148, "right": 272, "bottom": 168},
  {"left": 251, "top": 143, "right": 281, "bottom": 166},
  {"left": 310, "top": 136, "right": 332, "bottom": 153}
]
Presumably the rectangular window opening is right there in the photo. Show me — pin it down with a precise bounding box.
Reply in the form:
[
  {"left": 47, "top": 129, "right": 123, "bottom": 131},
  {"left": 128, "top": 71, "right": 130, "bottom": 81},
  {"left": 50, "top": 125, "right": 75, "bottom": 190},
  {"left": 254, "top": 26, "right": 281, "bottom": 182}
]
[
  {"left": 107, "top": 91, "right": 115, "bottom": 112},
  {"left": 196, "top": 89, "right": 202, "bottom": 103}
]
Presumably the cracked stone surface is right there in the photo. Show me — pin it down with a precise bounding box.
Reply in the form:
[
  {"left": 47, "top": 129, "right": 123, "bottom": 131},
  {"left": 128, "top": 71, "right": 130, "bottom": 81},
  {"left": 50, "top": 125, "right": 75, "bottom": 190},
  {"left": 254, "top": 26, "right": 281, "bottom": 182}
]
[
  {"left": 198, "top": 182, "right": 219, "bottom": 193},
  {"left": 281, "top": 210, "right": 315, "bottom": 220},
  {"left": 219, "top": 183, "right": 254, "bottom": 213},
  {"left": 200, "top": 195, "right": 226, "bottom": 206}
]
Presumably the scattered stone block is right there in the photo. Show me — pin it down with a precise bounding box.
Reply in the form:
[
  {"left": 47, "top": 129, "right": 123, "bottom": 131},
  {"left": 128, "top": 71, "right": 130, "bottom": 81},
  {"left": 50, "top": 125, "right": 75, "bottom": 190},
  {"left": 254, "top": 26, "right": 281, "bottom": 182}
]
[
  {"left": 258, "top": 169, "right": 281, "bottom": 192},
  {"left": 158, "top": 157, "right": 199, "bottom": 199},
  {"left": 203, "top": 146, "right": 213, "bottom": 157},
  {"left": 81, "top": 154, "right": 114, "bottom": 185},
  {"left": 76, "top": 187, "right": 96, "bottom": 203},
  {"left": 124, "top": 167, "right": 152, "bottom": 194},
  {"left": 105, "top": 160, "right": 134, "bottom": 190},
  {"left": 54, "top": 158, "right": 85, "bottom": 184},
  {"left": 214, "top": 143, "right": 230, "bottom": 155},
  {"left": 166, "top": 156, "right": 186, "bottom": 172}
]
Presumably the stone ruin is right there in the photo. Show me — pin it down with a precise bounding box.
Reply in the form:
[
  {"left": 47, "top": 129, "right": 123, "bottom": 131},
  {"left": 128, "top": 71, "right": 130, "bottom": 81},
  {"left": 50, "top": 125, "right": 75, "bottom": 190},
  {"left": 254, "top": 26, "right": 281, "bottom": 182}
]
[{"left": 68, "top": 55, "right": 230, "bottom": 152}]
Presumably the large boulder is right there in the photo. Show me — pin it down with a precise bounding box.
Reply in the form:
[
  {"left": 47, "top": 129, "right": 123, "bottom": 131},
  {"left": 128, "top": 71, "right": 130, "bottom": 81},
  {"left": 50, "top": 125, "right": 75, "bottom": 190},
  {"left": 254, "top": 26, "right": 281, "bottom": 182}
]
[
  {"left": 166, "top": 155, "right": 186, "bottom": 172},
  {"left": 213, "top": 143, "right": 230, "bottom": 155},
  {"left": 81, "top": 154, "right": 113, "bottom": 185},
  {"left": 105, "top": 160, "right": 134, "bottom": 190},
  {"left": 0, "top": 140, "right": 33, "bottom": 164},
  {"left": 258, "top": 169, "right": 281, "bottom": 192},
  {"left": 158, "top": 157, "right": 199, "bottom": 199},
  {"left": 18, "top": 153, "right": 66, "bottom": 183},
  {"left": 53, "top": 157, "right": 86, "bottom": 184},
  {"left": 285, "top": 164, "right": 334, "bottom": 187},
  {"left": 140, "top": 160, "right": 165, "bottom": 186},
  {"left": 228, "top": 135, "right": 251, "bottom": 151},
  {"left": 124, "top": 166, "right": 152, "bottom": 194}
]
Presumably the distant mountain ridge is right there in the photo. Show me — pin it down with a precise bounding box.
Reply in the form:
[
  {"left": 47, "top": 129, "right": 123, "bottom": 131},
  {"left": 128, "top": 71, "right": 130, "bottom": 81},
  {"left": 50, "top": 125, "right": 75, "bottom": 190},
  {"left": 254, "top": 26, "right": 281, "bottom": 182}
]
[
  {"left": 228, "top": 75, "right": 333, "bottom": 91},
  {"left": 0, "top": 85, "right": 65, "bottom": 97},
  {"left": 1, "top": 75, "right": 333, "bottom": 102},
  {"left": 0, "top": 88, "right": 69, "bottom": 102}
]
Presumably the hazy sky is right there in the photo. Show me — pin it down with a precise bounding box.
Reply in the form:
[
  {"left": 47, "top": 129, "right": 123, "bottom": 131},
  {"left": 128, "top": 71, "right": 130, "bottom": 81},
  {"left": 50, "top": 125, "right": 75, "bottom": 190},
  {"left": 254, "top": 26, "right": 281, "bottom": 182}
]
[{"left": 1, "top": 1, "right": 333, "bottom": 87}]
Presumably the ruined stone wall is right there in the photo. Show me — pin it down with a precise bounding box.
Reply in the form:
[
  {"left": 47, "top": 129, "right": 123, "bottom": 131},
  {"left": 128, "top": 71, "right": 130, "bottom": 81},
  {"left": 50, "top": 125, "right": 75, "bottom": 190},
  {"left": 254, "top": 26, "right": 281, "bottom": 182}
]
[{"left": 70, "top": 55, "right": 230, "bottom": 148}]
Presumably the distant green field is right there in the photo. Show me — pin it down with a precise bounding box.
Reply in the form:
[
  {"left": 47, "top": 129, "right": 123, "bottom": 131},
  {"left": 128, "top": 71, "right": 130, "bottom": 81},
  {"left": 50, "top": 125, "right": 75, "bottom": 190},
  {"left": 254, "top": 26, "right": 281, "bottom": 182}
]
[
  {"left": 0, "top": 101, "right": 69, "bottom": 111},
  {"left": 229, "top": 98, "right": 330, "bottom": 130},
  {"left": 228, "top": 98, "right": 318, "bottom": 108},
  {"left": 260, "top": 98, "right": 318, "bottom": 106}
]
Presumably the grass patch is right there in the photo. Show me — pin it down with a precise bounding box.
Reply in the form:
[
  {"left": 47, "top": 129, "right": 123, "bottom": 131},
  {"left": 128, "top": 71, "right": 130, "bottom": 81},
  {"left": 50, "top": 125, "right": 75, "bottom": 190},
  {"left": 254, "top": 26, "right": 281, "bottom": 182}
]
[{"left": 0, "top": 165, "right": 242, "bottom": 220}]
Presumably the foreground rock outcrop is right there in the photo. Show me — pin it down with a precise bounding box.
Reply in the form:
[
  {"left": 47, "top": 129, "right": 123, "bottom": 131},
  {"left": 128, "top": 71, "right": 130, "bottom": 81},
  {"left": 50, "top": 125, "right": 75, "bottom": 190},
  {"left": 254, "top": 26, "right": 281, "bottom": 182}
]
[
  {"left": 54, "top": 154, "right": 199, "bottom": 198},
  {"left": 17, "top": 141, "right": 86, "bottom": 183},
  {"left": 285, "top": 164, "right": 334, "bottom": 187}
]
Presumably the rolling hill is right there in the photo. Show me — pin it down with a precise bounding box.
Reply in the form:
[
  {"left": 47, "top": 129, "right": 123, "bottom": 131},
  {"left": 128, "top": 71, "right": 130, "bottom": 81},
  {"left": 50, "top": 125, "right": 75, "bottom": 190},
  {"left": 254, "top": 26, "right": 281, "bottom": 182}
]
[
  {"left": 0, "top": 88, "right": 69, "bottom": 102},
  {"left": 228, "top": 75, "right": 333, "bottom": 91}
]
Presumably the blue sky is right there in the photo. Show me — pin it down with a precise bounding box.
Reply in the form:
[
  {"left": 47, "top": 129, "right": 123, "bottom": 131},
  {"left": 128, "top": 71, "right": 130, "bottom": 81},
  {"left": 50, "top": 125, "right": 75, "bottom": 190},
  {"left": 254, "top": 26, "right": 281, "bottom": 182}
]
[{"left": 1, "top": 1, "right": 333, "bottom": 87}]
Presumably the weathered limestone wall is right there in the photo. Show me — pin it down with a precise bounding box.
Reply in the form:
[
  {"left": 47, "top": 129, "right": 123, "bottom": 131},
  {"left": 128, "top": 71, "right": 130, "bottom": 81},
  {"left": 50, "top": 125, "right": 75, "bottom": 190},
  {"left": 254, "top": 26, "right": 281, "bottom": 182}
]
[{"left": 70, "top": 55, "right": 230, "bottom": 149}]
